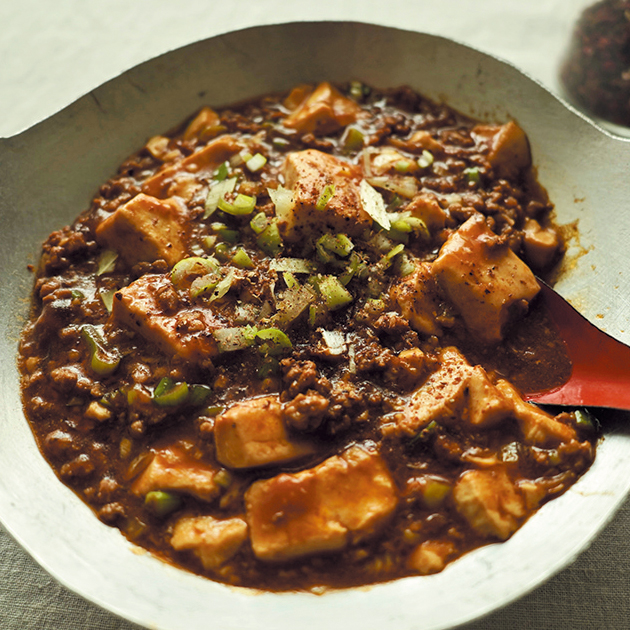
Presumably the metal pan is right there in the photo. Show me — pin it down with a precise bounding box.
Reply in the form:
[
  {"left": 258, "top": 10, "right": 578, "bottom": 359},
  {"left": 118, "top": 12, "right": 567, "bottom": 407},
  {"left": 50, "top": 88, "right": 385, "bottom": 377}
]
[{"left": 1, "top": 21, "right": 630, "bottom": 630}]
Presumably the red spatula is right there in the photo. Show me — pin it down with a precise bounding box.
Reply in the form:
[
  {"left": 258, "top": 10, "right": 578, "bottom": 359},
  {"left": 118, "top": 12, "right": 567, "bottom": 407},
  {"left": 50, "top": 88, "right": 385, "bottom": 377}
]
[{"left": 522, "top": 282, "right": 630, "bottom": 410}]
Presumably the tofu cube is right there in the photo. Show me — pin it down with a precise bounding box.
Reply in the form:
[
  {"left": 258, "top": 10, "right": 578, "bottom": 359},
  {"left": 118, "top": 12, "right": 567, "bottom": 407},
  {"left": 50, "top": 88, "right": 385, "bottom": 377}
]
[
  {"left": 472, "top": 121, "right": 531, "bottom": 179},
  {"left": 245, "top": 445, "right": 397, "bottom": 561},
  {"left": 389, "top": 261, "right": 442, "bottom": 337},
  {"left": 132, "top": 447, "right": 220, "bottom": 502},
  {"left": 409, "top": 540, "right": 455, "bottom": 575},
  {"left": 432, "top": 214, "right": 540, "bottom": 343},
  {"left": 283, "top": 82, "right": 363, "bottom": 134},
  {"left": 171, "top": 515, "right": 248, "bottom": 569},
  {"left": 142, "top": 135, "right": 242, "bottom": 198},
  {"left": 214, "top": 395, "right": 315, "bottom": 469},
  {"left": 467, "top": 366, "right": 512, "bottom": 427},
  {"left": 390, "top": 347, "right": 473, "bottom": 437},
  {"left": 96, "top": 193, "right": 188, "bottom": 267},
  {"left": 279, "top": 149, "right": 373, "bottom": 242},
  {"left": 496, "top": 380, "right": 576, "bottom": 446},
  {"left": 453, "top": 468, "right": 526, "bottom": 540},
  {"left": 113, "top": 273, "right": 220, "bottom": 363}
]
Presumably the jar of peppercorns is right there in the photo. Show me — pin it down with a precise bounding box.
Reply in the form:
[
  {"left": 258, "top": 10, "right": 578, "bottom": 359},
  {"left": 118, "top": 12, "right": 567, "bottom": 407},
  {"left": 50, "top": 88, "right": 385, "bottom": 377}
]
[{"left": 560, "top": 0, "right": 630, "bottom": 128}]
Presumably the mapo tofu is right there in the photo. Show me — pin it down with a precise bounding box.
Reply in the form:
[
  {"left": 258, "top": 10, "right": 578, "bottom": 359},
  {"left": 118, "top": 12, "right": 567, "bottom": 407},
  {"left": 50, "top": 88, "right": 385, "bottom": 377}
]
[{"left": 18, "top": 81, "right": 597, "bottom": 592}]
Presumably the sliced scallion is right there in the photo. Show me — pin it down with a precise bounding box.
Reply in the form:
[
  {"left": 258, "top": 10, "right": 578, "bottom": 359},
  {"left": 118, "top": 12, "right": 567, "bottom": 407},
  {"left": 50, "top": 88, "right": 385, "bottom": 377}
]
[
  {"left": 464, "top": 167, "right": 481, "bottom": 184},
  {"left": 257, "top": 220, "right": 283, "bottom": 256},
  {"left": 217, "top": 193, "right": 257, "bottom": 216},
  {"left": 359, "top": 179, "right": 391, "bottom": 230},
  {"left": 81, "top": 325, "right": 121, "bottom": 377},
  {"left": 245, "top": 152, "right": 267, "bottom": 172},
  {"left": 256, "top": 328, "right": 293, "bottom": 355},
  {"left": 204, "top": 176, "right": 237, "bottom": 218},
  {"left": 316, "top": 184, "right": 336, "bottom": 211},
  {"left": 318, "top": 275, "right": 353, "bottom": 311},
  {"left": 153, "top": 378, "right": 189, "bottom": 407},
  {"left": 231, "top": 248, "right": 254, "bottom": 269},
  {"left": 418, "top": 150, "right": 434, "bottom": 169},
  {"left": 97, "top": 249, "right": 118, "bottom": 275},
  {"left": 249, "top": 212, "right": 269, "bottom": 235},
  {"left": 214, "top": 161, "right": 229, "bottom": 181}
]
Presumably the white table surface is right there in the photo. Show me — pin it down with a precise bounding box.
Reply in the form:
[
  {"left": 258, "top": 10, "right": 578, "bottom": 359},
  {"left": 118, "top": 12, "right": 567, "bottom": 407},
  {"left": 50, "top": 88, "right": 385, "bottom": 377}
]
[{"left": 3, "top": 1, "right": 630, "bottom": 628}]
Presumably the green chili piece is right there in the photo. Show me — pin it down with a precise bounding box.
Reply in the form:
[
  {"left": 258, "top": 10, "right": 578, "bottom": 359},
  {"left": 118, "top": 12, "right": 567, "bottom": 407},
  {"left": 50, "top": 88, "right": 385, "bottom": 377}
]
[
  {"left": 81, "top": 325, "right": 121, "bottom": 377},
  {"left": 145, "top": 491, "right": 182, "bottom": 517}
]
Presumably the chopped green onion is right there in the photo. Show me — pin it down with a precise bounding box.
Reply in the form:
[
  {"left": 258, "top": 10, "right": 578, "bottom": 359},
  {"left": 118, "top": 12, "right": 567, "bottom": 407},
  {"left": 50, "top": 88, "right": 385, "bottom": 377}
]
[
  {"left": 385, "top": 243, "right": 406, "bottom": 261},
  {"left": 188, "top": 384, "right": 212, "bottom": 407},
  {"left": 390, "top": 219, "right": 413, "bottom": 234},
  {"left": 256, "top": 328, "right": 293, "bottom": 355},
  {"left": 269, "top": 258, "right": 316, "bottom": 274},
  {"left": 214, "top": 161, "right": 229, "bottom": 181},
  {"left": 394, "top": 159, "right": 415, "bottom": 173},
  {"left": 272, "top": 137, "right": 291, "bottom": 150},
  {"left": 190, "top": 272, "right": 220, "bottom": 298},
  {"left": 213, "top": 325, "right": 258, "bottom": 353},
  {"left": 203, "top": 405, "right": 225, "bottom": 417},
  {"left": 421, "top": 478, "right": 452, "bottom": 509},
  {"left": 395, "top": 252, "right": 417, "bottom": 277},
  {"left": 71, "top": 289, "right": 85, "bottom": 301},
  {"left": 464, "top": 167, "right": 481, "bottom": 184},
  {"left": 405, "top": 216, "right": 430, "bottom": 239},
  {"left": 250, "top": 212, "right": 269, "bottom": 235},
  {"left": 153, "top": 378, "right": 189, "bottom": 407},
  {"left": 575, "top": 409, "right": 598, "bottom": 431},
  {"left": 97, "top": 249, "right": 118, "bottom": 275},
  {"left": 342, "top": 127, "right": 365, "bottom": 153},
  {"left": 208, "top": 269, "right": 236, "bottom": 302},
  {"left": 316, "top": 184, "right": 336, "bottom": 211},
  {"left": 204, "top": 177, "right": 237, "bottom": 218},
  {"left": 81, "top": 325, "right": 121, "bottom": 377},
  {"left": 316, "top": 233, "right": 354, "bottom": 258},
  {"left": 418, "top": 150, "right": 434, "bottom": 169},
  {"left": 321, "top": 330, "right": 346, "bottom": 355},
  {"left": 213, "top": 242, "right": 231, "bottom": 262},
  {"left": 99, "top": 288, "right": 116, "bottom": 313},
  {"left": 283, "top": 272, "right": 298, "bottom": 289},
  {"left": 318, "top": 275, "right": 353, "bottom": 311},
  {"left": 202, "top": 235, "right": 218, "bottom": 251},
  {"left": 145, "top": 490, "right": 182, "bottom": 517},
  {"left": 171, "top": 257, "right": 219, "bottom": 289},
  {"left": 267, "top": 185, "right": 294, "bottom": 222},
  {"left": 367, "top": 175, "right": 418, "bottom": 199},
  {"left": 231, "top": 248, "right": 255, "bottom": 269},
  {"left": 218, "top": 193, "right": 257, "bottom": 215},
  {"left": 257, "top": 220, "right": 283, "bottom": 256},
  {"left": 245, "top": 152, "right": 267, "bottom": 172},
  {"left": 359, "top": 179, "right": 391, "bottom": 229},
  {"left": 271, "top": 284, "right": 316, "bottom": 327}
]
